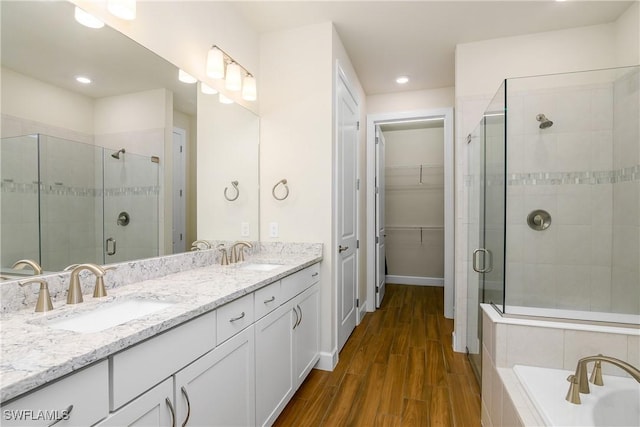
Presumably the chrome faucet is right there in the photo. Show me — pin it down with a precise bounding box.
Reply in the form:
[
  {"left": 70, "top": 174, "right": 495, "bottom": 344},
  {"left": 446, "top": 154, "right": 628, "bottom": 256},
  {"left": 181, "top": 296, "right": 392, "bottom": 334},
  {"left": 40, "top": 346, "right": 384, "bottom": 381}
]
[
  {"left": 66, "top": 264, "right": 106, "bottom": 304},
  {"left": 12, "top": 259, "right": 43, "bottom": 275},
  {"left": 566, "top": 354, "right": 640, "bottom": 404},
  {"left": 191, "top": 240, "right": 212, "bottom": 251},
  {"left": 230, "top": 241, "right": 253, "bottom": 263}
]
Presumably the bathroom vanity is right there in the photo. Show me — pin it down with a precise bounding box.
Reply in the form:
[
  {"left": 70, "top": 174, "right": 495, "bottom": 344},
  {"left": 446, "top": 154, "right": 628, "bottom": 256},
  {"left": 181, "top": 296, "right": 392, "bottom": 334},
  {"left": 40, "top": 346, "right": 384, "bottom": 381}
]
[{"left": 0, "top": 243, "right": 322, "bottom": 426}]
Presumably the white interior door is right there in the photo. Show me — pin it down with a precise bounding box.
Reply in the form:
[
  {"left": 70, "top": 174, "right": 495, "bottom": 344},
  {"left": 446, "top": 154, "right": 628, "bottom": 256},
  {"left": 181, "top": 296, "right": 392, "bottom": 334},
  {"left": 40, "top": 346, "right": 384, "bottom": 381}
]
[
  {"left": 336, "top": 68, "right": 359, "bottom": 352},
  {"left": 172, "top": 128, "right": 186, "bottom": 253},
  {"left": 375, "top": 126, "right": 386, "bottom": 308}
]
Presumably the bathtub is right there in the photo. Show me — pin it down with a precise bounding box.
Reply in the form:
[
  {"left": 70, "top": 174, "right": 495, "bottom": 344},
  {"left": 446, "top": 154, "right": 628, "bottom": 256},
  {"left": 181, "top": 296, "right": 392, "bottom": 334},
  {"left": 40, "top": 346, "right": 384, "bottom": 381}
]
[
  {"left": 504, "top": 305, "right": 640, "bottom": 326},
  {"left": 514, "top": 364, "right": 640, "bottom": 426}
]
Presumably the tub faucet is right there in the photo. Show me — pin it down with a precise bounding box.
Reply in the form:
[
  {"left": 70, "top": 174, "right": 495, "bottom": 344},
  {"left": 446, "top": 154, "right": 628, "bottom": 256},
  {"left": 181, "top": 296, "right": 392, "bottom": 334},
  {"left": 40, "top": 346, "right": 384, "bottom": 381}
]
[
  {"left": 11, "top": 259, "right": 43, "bottom": 275},
  {"left": 566, "top": 354, "right": 640, "bottom": 404},
  {"left": 230, "top": 241, "right": 253, "bottom": 263},
  {"left": 66, "top": 264, "right": 106, "bottom": 304}
]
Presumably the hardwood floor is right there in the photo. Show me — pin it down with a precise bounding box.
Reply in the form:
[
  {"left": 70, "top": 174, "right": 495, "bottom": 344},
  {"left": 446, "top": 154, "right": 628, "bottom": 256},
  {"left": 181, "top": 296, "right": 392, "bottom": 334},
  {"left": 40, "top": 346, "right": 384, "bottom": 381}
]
[{"left": 274, "top": 284, "right": 481, "bottom": 427}]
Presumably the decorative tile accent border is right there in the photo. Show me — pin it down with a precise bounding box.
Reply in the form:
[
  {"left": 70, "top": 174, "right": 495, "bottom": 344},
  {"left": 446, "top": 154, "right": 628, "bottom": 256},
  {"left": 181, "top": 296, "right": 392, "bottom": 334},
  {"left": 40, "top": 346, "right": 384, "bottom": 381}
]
[{"left": 1, "top": 180, "right": 159, "bottom": 197}]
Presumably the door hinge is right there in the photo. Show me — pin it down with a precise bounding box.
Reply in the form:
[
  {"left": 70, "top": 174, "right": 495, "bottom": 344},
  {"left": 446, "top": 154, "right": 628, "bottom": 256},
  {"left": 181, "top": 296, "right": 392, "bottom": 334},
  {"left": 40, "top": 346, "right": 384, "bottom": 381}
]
[
  {"left": 375, "top": 136, "right": 379, "bottom": 144},
  {"left": 356, "top": 179, "right": 360, "bottom": 190},
  {"left": 180, "top": 233, "right": 183, "bottom": 241},
  {"left": 357, "top": 121, "right": 360, "bottom": 130},
  {"left": 179, "top": 189, "right": 183, "bottom": 197},
  {"left": 376, "top": 285, "right": 379, "bottom": 292},
  {"left": 375, "top": 236, "right": 379, "bottom": 244},
  {"left": 356, "top": 240, "right": 359, "bottom": 249},
  {"left": 180, "top": 145, "right": 183, "bottom": 153},
  {"left": 356, "top": 298, "right": 360, "bottom": 307}
]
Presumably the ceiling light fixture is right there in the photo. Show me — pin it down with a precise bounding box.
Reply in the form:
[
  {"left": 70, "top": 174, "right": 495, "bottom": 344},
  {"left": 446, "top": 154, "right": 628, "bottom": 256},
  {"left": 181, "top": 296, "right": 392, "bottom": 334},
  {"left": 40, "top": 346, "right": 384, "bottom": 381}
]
[
  {"left": 396, "top": 76, "right": 409, "bottom": 84},
  {"left": 76, "top": 76, "right": 92, "bottom": 84},
  {"left": 107, "top": 0, "right": 136, "bottom": 21},
  {"left": 74, "top": 7, "right": 104, "bottom": 29},
  {"left": 201, "top": 83, "right": 218, "bottom": 95},
  {"left": 178, "top": 69, "right": 197, "bottom": 84},
  {"left": 206, "top": 44, "right": 257, "bottom": 101}
]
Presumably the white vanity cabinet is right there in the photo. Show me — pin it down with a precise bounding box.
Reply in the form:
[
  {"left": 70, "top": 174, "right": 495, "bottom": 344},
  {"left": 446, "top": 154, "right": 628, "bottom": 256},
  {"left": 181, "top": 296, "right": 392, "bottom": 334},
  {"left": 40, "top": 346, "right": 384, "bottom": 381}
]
[
  {"left": 94, "top": 378, "right": 174, "bottom": 427},
  {"left": 0, "top": 361, "right": 109, "bottom": 427},
  {"left": 174, "top": 326, "right": 255, "bottom": 426},
  {"left": 255, "top": 267, "right": 321, "bottom": 427}
]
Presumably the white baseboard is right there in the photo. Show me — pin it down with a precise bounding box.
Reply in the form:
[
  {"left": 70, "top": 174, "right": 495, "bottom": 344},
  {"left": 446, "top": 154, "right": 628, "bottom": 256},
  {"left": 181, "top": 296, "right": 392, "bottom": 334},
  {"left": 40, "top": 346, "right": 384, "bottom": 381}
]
[
  {"left": 315, "top": 348, "right": 338, "bottom": 371},
  {"left": 386, "top": 275, "right": 444, "bottom": 287},
  {"left": 358, "top": 303, "right": 368, "bottom": 322}
]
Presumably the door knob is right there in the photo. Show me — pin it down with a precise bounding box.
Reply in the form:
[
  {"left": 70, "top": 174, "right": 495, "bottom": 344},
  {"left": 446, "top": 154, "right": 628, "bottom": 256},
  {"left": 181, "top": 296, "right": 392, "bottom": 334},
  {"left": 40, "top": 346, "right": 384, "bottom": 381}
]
[{"left": 338, "top": 245, "right": 349, "bottom": 253}]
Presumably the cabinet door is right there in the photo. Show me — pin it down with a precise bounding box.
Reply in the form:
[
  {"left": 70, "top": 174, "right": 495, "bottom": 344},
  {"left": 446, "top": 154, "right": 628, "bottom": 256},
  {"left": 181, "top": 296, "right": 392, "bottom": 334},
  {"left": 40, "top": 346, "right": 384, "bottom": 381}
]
[
  {"left": 255, "top": 301, "right": 295, "bottom": 427},
  {"left": 293, "top": 283, "right": 320, "bottom": 386},
  {"left": 174, "top": 326, "right": 255, "bottom": 427},
  {"left": 95, "top": 378, "right": 174, "bottom": 427}
]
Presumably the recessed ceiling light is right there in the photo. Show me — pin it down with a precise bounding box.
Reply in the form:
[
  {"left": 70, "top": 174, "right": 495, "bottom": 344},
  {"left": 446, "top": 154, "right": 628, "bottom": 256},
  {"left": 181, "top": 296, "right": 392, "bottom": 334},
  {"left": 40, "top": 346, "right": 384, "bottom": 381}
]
[
  {"left": 75, "top": 76, "right": 91, "bottom": 84},
  {"left": 74, "top": 7, "right": 104, "bottom": 29},
  {"left": 396, "top": 76, "right": 409, "bottom": 84}
]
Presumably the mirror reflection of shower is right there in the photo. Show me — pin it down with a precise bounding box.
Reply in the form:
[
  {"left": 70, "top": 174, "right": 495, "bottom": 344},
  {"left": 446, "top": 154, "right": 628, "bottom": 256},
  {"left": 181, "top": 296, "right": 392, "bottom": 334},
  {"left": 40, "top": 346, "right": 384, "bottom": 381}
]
[
  {"left": 536, "top": 113, "right": 553, "bottom": 129},
  {"left": 111, "top": 148, "right": 126, "bottom": 159}
]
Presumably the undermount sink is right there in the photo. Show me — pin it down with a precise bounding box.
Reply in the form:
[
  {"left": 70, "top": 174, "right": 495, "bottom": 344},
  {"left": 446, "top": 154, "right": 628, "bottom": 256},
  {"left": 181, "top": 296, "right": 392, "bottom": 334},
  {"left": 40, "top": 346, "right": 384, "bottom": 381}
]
[
  {"left": 48, "top": 299, "right": 174, "bottom": 334},
  {"left": 239, "top": 263, "right": 283, "bottom": 272}
]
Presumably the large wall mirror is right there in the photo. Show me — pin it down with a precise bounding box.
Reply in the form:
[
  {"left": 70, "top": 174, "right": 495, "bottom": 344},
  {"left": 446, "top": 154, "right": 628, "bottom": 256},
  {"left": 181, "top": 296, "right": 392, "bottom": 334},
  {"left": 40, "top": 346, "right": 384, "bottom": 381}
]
[{"left": 0, "top": 1, "right": 259, "bottom": 276}]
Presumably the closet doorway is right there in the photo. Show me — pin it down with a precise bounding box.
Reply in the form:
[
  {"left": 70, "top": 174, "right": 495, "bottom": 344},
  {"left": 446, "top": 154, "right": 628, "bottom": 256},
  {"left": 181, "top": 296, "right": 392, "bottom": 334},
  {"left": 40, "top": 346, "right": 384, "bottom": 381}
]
[{"left": 366, "top": 109, "right": 454, "bottom": 318}]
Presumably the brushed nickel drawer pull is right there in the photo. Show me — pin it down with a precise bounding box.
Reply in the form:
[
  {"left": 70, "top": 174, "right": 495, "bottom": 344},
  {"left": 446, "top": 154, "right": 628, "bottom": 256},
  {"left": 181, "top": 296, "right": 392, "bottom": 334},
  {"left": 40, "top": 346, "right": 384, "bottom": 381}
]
[
  {"left": 229, "top": 311, "right": 245, "bottom": 322},
  {"left": 264, "top": 296, "right": 276, "bottom": 303},
  {"left": 166, "top": 398, "right": 176, "bottom": 427},
  {"left": 180, "top": 386, "right": 191, "bottom": 427},
  {"left": 47, "top": 405, "right": 73, "bottom": 427},
  {"left": 311, "top": 272, "right": 319, "bottom": 277}
]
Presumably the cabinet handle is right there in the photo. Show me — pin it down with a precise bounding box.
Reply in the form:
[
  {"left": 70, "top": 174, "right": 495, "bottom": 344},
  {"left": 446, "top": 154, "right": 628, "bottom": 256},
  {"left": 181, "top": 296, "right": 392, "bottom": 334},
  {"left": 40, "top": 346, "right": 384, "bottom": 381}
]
[
  {"left": 180, "top": 386, "right": 191, "bottom": 427},
  {"left": 165, "top": 398, "right": 176, "bottom": 427},
  {"left": 311, "top": 272, "right": 319, "bottom": 277},
  {"left": 47, "top": 405, "right": 73, "bottom": 427},
  {"left": 292, "top": 306, "right": 299, "bottom": 329},
  {"left": 229, "top": 311, "right": 245, "bottom": 322},
  {"left": 264, "top": 296, "right": 276, "bottom": 304},
  {"left": 297, "top": 305, "right": 303, "bottom": 328}
]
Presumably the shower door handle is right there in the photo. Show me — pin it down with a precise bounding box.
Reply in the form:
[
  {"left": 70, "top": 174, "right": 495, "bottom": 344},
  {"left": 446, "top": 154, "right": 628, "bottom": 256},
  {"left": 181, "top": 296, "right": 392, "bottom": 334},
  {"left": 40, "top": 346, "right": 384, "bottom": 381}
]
[
  {"left": 106, "top": 238, "right": 116, "bottom": 256},
  {"left": 473, "top": 248, "right": 492, "bottom": 273}
]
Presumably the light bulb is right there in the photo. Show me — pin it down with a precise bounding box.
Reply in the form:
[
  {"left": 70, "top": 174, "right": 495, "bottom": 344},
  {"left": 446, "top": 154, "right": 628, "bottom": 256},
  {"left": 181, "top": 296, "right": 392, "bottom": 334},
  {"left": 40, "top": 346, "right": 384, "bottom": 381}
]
[
  {"left": 207, "top": 46, "right": 225, "bottom": 79},
  {"left": 225, "top": 62, "right": 242, "bottom": 92},
  {"left": 107, "top": 0, "right": 136, "bottom": 20},
  {"left": 242, "top": 75, "right": 257, "bottom": 101}
]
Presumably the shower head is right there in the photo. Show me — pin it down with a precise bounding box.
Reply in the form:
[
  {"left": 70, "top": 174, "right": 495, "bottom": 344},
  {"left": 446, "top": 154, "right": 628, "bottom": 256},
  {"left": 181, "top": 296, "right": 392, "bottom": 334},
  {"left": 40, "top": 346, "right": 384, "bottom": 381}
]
[
  {"left": 111, "top": 148, "right": 125, "bottom": 159},
  {"left": 536, "top": 114, "right": 553, "bottom": 129}
]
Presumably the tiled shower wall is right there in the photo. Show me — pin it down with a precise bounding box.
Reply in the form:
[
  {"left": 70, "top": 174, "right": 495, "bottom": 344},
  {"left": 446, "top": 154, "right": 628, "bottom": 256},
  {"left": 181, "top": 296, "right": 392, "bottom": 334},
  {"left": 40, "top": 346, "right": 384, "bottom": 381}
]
[{"left": 505, "top": 69, "right": 639, "bottom": 315}]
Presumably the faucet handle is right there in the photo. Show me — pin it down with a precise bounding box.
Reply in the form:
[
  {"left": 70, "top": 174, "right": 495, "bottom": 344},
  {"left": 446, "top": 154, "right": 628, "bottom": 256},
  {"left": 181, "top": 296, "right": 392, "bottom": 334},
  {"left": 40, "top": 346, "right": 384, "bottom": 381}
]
[
  {"left": 590, "top": 359, "right": 604, "bottom": 386},
  {"left": 217, "top": 244, "right": 229, "bottom": 265},
  {"left": 93, "top": 266, "right": 116, "bottom": 298},
  {"left": 19, "top": 278, "right": 54, "bottom": 312}
]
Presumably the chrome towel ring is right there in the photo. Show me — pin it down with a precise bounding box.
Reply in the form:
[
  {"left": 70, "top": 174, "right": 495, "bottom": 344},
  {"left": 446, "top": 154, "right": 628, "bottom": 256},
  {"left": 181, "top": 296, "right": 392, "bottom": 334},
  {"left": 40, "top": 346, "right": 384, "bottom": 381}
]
[
  {"left": 272, "top": 178, "right": 289, "bottom": 201},
  {"left": 224, "top": 181, "right": 239, "bottom": 201}
]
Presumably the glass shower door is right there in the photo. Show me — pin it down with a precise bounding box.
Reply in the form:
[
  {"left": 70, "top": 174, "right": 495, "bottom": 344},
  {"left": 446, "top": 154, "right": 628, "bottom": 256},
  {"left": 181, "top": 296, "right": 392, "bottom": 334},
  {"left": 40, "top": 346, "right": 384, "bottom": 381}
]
[{"left": 103, "top": 150, "right": 159, "bottom": 264}]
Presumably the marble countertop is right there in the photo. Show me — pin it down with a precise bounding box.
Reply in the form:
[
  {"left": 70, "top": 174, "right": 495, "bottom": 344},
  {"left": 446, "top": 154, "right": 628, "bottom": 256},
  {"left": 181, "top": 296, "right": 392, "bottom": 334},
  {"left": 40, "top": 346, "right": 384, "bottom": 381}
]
[{"left": 0, "top": 250, "right": 322, "bottom": 403}]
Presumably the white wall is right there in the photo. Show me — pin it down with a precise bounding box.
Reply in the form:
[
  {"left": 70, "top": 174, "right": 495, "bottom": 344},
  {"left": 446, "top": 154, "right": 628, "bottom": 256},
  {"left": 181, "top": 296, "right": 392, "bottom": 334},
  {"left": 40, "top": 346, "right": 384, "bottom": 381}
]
[
  {"left": 367, "top": 87, "right": 455, "bottom": 115},
  {"left": 454, "top": 8, "right": 639, "bottom": 352},
  {"left": 1, "top": 67, "right": 94, "bottom": 138}
]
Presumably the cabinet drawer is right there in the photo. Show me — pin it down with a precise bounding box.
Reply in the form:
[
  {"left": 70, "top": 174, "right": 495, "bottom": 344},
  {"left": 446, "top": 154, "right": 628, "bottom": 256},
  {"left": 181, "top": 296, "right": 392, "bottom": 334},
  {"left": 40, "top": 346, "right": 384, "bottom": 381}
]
[
  {"left": 281, "top": 263, "right": 320, "bottom": 302},
  {"left": 110, "top": 310, "right": 216, "bottom": 411},
  {"left": 1, "top": 361, "right": 109, "bottom": 427},
  {"left": 216, "top": 293, "right": 254, "bottom": 344},
  {"left": 254, "top": 280, "right": 282, "bottom": 320}
]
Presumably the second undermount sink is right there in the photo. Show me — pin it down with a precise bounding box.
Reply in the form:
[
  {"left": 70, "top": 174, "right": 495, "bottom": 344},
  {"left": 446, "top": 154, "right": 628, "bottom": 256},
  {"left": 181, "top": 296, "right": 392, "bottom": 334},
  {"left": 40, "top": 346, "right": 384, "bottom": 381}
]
[
  {"left": 48, "top": 298, "right": 174, "bottom": 334},
  {"left": 239, "top": 263, "right": 283, "bottom": 272}
]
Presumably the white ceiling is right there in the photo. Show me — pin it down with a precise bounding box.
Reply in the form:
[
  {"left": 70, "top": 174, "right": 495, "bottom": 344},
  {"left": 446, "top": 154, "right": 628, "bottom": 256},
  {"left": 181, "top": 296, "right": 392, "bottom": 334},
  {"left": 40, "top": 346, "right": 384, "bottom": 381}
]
[{"left": 233, "top": 1, "right": 635, "bottom": 95}]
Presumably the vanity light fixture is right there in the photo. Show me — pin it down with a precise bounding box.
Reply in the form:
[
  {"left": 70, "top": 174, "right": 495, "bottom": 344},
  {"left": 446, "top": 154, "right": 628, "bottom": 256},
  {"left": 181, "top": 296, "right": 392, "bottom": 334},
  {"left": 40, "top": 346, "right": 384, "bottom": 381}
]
[
  {"left": 242, "top": 75, "right": 257, "bottom": 101},
  {"left": 206, "top": 44, "right": 257, "bottom": 101},
  {"left": 178, "top": 69, "right": 197, "bottom": 84},
  {"left": 74, "top": 7, "right": 104, "bottom": 29},
  {"left": 396, "top": 76, "right": 409, "bottom": 84},
  {"left": 76, "top": 76, "right": 92, "bottom": 84},
  {"left": 219, "top": 93, "right": 234, "bottom": 105},
  {"left": 107, "top": 0, "right": 136, "bottom": 21},
  {"left": 225, "top": 62, "right": 242, "bottom": 91},
  {"left": 201, "top": 82, "right": 218, "bottom": 95}
]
